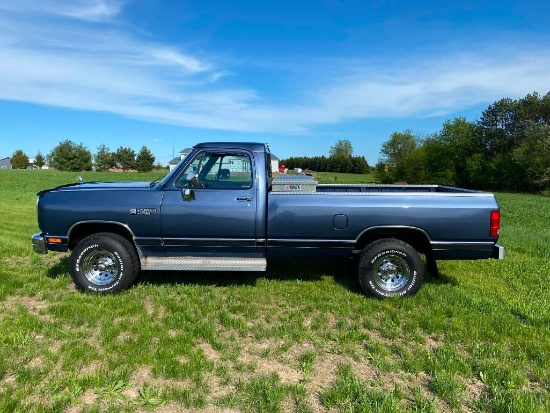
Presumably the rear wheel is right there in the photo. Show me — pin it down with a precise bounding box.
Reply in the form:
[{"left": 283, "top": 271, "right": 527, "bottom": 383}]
[
  {"left": 358, "top": 239, "right": 424, "bottom": 298},
  {"left": 70, "top": 233, "right": 139, "bottom": 293}
]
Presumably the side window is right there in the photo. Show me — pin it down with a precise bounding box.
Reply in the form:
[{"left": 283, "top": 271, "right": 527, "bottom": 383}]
[{"left": 175, "top": 152, "right": 253, "bottom": 189}]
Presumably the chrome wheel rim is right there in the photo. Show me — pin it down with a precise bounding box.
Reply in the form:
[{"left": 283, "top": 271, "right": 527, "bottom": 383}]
[
  {"left": 82, "top": 250, "right": 118, "bottom": 285},
  {"left": 373, "top": 255, "right": 410, "bottom": 292}
]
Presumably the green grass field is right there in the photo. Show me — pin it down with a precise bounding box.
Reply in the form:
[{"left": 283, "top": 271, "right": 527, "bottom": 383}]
[
  {"left": 0, "top": 169, "right": 549, "bottom": 412},
  {"left": 310, "top": 171, "right": 379, "bottom": 184}
]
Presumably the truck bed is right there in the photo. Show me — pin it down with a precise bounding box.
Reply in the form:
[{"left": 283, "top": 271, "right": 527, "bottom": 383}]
[
  {"left": 315, "top": 184, "right": 482, "bottom": 194},
  {"left": 270, "top": 175, "right": 485, "bottom": 195},
  {"left": 268, "top": 176, "right": 500, "bottom": 260}
]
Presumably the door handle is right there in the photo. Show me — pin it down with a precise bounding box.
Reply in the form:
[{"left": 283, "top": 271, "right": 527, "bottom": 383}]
[{"left": 236, "top": 197, "right": 253, "bottom": 202}]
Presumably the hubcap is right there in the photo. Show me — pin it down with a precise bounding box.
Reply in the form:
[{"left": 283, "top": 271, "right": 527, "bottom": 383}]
[
  {"left": 82, "top": 250, "right": 118, "bottom": 286},
  {"left": 373, "top": 255, "right": 410, "bottom": 292}
]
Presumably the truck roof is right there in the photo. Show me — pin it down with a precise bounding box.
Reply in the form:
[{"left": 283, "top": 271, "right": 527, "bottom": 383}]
[{"left": 194, "top": 142, "right": 267, "bottom": 152}]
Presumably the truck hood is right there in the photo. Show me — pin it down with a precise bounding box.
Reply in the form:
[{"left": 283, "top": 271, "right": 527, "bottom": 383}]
[{"left": 37, "top": 181, "right": 154, "bottom": 196}]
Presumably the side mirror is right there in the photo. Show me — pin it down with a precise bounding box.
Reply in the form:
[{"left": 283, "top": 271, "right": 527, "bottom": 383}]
[
  {"left": 182, "top": 171, "right": 197, "bottom": 201},
  {"left": 182, "top": 187, "right": 195, "bottom": 201}
]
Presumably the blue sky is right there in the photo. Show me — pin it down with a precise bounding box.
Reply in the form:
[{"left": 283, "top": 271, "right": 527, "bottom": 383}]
[{"left": 1, "top": 0, "right": 549, "bottom": 166}]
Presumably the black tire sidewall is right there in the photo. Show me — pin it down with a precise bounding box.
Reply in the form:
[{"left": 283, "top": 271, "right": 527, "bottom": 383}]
[
  {"left": 358, "top": 240, "right": 423, "bottom": 298},
  {"left": 70, "top": 234, "right": 137, "bottom": 293}
]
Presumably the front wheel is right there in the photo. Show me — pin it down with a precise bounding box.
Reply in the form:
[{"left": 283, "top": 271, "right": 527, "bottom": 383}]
[
  {"left": 70, "top": 233, "right": 140, "bottom": 293},
  {"left": 358, "top": 239, "right": 424, "bottom": 298}
]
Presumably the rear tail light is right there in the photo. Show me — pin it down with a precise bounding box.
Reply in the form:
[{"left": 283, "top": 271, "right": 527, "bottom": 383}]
[{"left": 490, "top": 211, "right": 500, "bottom": 237}]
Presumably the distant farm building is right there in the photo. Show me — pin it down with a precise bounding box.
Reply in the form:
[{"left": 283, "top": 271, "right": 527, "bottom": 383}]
[{"left": 169, "top": 148, "right": 193, "bottom": 170}]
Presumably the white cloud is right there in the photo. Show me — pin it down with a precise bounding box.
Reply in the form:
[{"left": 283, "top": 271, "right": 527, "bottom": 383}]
[
  {"left": 306, "top": 51, "right": 550, "bottom": 121},
  {"left": 210, "top": 70, "right": 232, "bottom": 83},
  {"left": 0, "top": 0, "right": 124, "bottom": 22},
  {"left": 0, "top": 2, "right": 549, "bottom": 135},
  {"left": 148, "top": 48, "right": 211, "bottom": 73},
  {"left": 267, "top": 50, "right": 550, "bottom": 130},
  {"left": 61, "top": 0, "right": 124, "bottom": 22}
]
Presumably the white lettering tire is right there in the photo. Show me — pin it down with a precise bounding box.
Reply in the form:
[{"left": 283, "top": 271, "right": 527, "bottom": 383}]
[
  {"left": 70, "top": 233, "right": 139, "bottom": 293},
  {"left": 358, "top": 239, "right": 424, "bottom": 298}
]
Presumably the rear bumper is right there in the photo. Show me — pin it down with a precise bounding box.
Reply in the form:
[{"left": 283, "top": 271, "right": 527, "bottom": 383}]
[
  {"left": 492, "top": 244, "right": 505, "bottom": 260},
  {"left": 32, "top": 233, "right": 48, "bottom": 254},
  {"left": 431, "top": 241, "right": 504, "bottom": 260}
]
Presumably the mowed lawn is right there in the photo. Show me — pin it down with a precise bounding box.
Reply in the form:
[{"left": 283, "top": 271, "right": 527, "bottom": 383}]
[{"left": 0, "top": 169, "right": 549, "bottom": 413}]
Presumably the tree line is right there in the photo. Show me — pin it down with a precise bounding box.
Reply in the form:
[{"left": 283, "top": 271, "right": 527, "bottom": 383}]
[
  {"left": 281, "top": 139, "right": 370, "bottom": 174},
  {"left": 10, "top": 141, "right": 159, "bottom": 172},
  {"left": 376, "top": 91, "right": 550, "bottom": 193}
]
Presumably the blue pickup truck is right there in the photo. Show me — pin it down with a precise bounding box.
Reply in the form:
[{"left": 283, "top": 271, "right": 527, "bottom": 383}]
[{"left": 32, "top": 142, "right": 504, "bottom": 298}]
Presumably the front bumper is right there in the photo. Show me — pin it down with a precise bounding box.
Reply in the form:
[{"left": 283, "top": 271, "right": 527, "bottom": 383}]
[
  {"left": 492, "top": 244, "right": 505, "bottom": 260},
  {"left": 32, "top": 233, "right": 48, "bottom": 254}
]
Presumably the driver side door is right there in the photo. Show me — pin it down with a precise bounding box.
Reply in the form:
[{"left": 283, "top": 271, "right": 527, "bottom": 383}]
[{"left": 160, "top": 150, "right": 261, "bottom": 256}]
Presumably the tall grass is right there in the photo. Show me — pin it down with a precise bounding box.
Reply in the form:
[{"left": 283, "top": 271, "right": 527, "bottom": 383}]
[{"left": 0, "top": 169, "right": 548, "bottom": 412}]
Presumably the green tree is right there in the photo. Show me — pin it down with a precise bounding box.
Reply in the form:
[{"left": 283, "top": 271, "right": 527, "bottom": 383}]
[
  {"left": 512, "top": 122, "right": 550, "bottom": 191},
  {"left": 378, "top": 130, "right": 419, "bottom": 182},
  {"left": 351, "top": 156, "right": 370, "bottom": 174},
  {"left": 516, "top": 92, "right": 545, "bottom": 132},
  {"left": 405, "top": 136, "right": 456, "bottom": 185},
  {"left": 476, "top": 93, "right": 550, "bottom": 191},
  {"left": 154, "top": 162, "right": 167, "bottom": 171},
  {"left": 48, "top": 140, "right": 93, "bottom": 171},
  {"left": 330, "top": 155, "right": 353, "bottom": 173},
  {"left": 114, "top": 147, "right": 136, "bottom": 171},
  {"left": 34, "top": 151, "right": 45, "bottom": 169},
  {"left": 401, "top": 147, "right": 429, "bottom": 184},
  {"left": 465, "top": 152, "right": 491, "bottom": 190},
  {"left": 329, "top": 139, "right": 353, "bottom": 158},
  {"left": 375, "top": 92, "right": 550, "bottom": 192},
  {"left": 94, "top": 144, "right": 114, "bottom": 172},
  {"left": 439, "top": 117, "right": 482, "bottom": 188},
  {"left": 136, "top": 146, "right": 156, "bottom": 173},
  {"left": 477, "top": 97, "right": 518, "bottom": 157},
  {"left": 11, "top": 150, "right": 29, "bottom": 169},
  {"left": 375, "top": 161, "right": 390, "bottom": 183}
]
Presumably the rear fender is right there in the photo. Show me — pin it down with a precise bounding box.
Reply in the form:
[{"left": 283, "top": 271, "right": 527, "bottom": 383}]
[{"left": 355, "top": 226, "right": 432, "bottom": 256}]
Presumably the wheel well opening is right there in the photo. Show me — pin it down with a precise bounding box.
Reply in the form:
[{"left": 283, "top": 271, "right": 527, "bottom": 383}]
[
  {"left": 68, "top": 223, "right": 135, "bottom": 251},
  {"left": 355, "top": 228, "right": 432, "bottom": 256}
]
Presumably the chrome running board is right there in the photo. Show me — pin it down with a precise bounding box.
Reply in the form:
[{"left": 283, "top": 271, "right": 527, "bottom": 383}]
[{"left": 141, "top": 255, "right": 267, "bottom": 272}]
